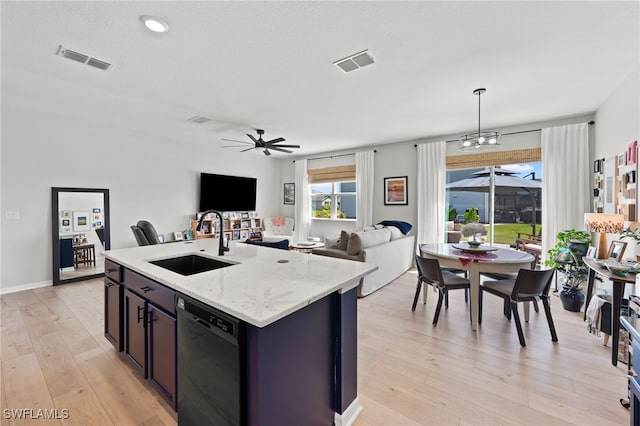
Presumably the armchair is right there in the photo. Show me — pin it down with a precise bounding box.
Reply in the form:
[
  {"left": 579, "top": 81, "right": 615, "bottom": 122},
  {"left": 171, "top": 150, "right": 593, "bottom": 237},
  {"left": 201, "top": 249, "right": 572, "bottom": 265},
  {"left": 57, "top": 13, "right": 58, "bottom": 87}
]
[{"left": 262, "top": 217, "right": 294, "bottom": 243}]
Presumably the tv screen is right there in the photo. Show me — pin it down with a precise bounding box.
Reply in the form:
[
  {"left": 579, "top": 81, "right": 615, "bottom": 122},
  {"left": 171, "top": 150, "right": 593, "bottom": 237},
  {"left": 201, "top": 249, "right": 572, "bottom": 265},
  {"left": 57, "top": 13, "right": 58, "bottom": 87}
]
[{"left": 199, "top": 173, "right": 257, "bottom": 212}]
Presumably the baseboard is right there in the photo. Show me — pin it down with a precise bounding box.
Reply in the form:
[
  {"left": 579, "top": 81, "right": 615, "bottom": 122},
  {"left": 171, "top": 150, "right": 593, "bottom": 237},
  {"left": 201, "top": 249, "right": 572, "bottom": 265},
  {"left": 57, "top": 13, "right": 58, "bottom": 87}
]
[
  {"left": 0, "top": 280, "right": 52, "bottom": 295},
  {"left": 334, "top": 397, "right": 363, "bottom": 426}
]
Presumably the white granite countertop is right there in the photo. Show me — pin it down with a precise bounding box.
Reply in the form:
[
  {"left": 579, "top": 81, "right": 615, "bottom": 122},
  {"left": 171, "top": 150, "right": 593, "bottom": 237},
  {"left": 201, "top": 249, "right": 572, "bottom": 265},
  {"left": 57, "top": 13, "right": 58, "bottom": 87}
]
[{"left": 105, "top": 239, "right": 377, "bottom": 328}]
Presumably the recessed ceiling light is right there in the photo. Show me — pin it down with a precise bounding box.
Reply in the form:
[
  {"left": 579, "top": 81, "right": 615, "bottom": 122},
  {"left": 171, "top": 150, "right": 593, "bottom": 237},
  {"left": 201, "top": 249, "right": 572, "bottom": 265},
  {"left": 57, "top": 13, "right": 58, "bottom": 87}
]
[{"left": 140, "top": 15, "right": 169, "bottom": 33}]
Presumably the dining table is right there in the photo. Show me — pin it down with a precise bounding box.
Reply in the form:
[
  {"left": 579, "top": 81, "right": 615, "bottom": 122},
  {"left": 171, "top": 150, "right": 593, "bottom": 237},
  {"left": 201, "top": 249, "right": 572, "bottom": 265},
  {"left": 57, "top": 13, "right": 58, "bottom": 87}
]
[{"left": 420, "top": 243, "right": 535, "bottom": 331}]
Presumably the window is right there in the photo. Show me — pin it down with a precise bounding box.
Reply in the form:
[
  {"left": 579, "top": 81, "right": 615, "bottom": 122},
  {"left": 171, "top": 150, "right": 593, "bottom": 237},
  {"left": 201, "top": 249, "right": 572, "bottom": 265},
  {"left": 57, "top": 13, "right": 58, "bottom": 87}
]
[{"left": 311, "top": 181, "right": 356, "bottom": 219}]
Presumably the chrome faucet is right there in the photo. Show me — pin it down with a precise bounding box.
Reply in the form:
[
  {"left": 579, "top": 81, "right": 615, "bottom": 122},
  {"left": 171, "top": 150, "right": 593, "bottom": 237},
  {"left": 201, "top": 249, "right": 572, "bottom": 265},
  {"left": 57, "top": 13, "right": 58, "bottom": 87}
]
[{"left": 196, "top": 210, "right": 229, "bottom": 256}]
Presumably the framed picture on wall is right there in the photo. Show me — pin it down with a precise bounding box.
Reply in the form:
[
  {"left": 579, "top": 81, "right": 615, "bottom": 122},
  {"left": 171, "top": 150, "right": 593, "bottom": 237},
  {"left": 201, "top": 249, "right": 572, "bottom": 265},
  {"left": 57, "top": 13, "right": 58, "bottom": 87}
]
[
  {"left": 384, "top": 176, "right": 408, "bottom": 205},
  {"left": 618, "top": 152, "right": 627, "bottom": 167},
  {"left": 284, "top": 183, "right": 295, "bottom": 205},
  {"left": 73, "top": 211, "right": 91, "bottom": 231}
]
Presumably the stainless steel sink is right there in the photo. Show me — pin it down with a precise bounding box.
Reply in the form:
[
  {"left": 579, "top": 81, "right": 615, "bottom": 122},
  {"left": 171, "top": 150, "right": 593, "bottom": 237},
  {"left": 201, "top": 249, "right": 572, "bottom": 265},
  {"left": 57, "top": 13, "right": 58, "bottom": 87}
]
[{"left": 149, "top": 254, "right": 235, "bottom": 276}]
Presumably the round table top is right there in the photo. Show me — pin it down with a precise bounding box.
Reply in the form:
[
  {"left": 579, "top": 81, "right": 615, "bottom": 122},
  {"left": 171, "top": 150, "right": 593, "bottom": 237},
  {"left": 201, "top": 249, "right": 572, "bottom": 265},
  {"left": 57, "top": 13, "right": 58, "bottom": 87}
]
[
  {"left": 420, "top": 243, "right": 534, "bottom": 264},
  {"left": 290, "top": 241, "right": 325, "bottom": 250}
]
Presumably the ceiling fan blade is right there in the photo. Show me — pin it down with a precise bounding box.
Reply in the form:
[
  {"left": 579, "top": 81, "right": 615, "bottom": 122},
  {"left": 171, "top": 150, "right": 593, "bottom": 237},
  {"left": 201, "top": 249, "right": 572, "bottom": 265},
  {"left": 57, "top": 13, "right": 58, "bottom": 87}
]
[
  {"left": 269, "top": 144, "right": 300, "bottom": 148},
  {"left": 221, "top": 138, "right": 253, "bottom": 145},
  {"left": 265, "top": 137, "right": 285, "bottom": 144},
  {"left": 221, "top": 145, "right": 248, "bottom": 148},
  {"left": 240, "top": 147, "right": 256, "bottom": 152},
  {"left": 268, "top": 146, "right": 293, "bottom": 154},
  {"left": 247, "top": 134, "right": 260, "bottom": 144},
  {"left": 263, "top": 149, "right": 271, "bottom": 156}
]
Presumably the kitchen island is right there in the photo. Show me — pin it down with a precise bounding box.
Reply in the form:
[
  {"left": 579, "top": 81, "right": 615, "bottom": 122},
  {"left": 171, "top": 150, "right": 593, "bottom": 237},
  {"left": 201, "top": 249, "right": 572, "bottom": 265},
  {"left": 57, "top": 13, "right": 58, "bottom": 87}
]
[{"left": 104, "top": 238, "right": 377, "bottom": 426}]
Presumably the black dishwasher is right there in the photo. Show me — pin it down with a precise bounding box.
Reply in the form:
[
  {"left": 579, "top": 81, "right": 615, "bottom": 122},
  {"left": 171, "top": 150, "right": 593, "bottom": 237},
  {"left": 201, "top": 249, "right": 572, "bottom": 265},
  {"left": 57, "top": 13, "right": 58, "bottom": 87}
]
[{"left": 176, "top": 294, "right": 245, "bottom": 426}]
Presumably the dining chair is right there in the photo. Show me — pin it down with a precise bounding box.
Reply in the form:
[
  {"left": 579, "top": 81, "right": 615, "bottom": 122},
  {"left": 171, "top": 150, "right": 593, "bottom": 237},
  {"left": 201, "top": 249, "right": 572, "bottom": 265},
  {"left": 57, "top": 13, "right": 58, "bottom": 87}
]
[
  {"left": 413, "top": 255, "right": 471, "bottom": 325},
  {"left": 479, "top": 268, "right": 557, "bottom": 347}
]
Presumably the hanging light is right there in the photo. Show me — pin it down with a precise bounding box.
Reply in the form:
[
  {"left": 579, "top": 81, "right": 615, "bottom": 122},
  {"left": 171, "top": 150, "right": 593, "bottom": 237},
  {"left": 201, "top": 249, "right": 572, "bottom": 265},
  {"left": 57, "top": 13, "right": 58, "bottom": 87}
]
[{"left": 458, "top": 88, "right": 501, "bottom": 151}]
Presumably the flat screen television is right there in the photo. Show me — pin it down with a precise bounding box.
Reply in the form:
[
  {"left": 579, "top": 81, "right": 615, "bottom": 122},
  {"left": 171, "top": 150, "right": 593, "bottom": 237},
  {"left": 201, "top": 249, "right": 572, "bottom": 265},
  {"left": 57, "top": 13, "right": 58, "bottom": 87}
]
[{"left": 199, "top": 173, "right": 257, "bottom": 212}]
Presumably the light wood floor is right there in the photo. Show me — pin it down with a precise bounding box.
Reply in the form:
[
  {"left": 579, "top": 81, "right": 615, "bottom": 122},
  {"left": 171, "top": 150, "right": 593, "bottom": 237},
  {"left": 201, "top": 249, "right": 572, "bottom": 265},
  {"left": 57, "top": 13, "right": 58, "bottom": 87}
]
[{"left": 0, "top": 271, "right": 630, "bottom": 425}]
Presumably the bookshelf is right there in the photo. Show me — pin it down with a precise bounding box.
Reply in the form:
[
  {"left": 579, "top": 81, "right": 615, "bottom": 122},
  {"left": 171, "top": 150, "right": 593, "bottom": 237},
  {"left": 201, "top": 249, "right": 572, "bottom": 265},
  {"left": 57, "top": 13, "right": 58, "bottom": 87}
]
[{"left": 191, "top": 213, "right": 263, "bottom": 242}]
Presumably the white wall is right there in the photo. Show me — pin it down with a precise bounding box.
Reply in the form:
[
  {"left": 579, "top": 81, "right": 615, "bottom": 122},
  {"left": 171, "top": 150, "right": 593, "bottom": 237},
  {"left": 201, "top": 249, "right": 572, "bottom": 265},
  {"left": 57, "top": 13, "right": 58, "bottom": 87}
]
[
  {"left": 594, "top": 64, "right": 640, "bottom": 161},
  {"left": 279, "top": 114, "right": 595, "bottom": 240},
  {"left": 1, "top": 105, "right": 281, "bottom": 292}
]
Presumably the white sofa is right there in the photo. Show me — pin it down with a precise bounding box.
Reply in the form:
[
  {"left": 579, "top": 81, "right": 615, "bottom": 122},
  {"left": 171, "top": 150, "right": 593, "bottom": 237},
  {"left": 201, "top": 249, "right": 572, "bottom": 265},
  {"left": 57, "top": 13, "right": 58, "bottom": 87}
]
[
  {"left": 312, "top": 226, "right": 415, "bottom": 297},
  {"left": 262, "top": 217, "right": 294, "bottom": 243}
]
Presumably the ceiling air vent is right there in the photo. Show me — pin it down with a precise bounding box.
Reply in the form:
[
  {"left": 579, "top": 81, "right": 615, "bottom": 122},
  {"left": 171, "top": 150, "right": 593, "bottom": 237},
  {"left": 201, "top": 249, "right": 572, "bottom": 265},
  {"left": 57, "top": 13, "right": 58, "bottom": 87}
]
[
  {"left": 187, "top": 115, "right": 213, "bottom": 124},
  {"left": 56, "top": 46, "right": 112, "bottom": 71},
  {"left": 334, "top": 49, "right": 375, "bottom": 73}
]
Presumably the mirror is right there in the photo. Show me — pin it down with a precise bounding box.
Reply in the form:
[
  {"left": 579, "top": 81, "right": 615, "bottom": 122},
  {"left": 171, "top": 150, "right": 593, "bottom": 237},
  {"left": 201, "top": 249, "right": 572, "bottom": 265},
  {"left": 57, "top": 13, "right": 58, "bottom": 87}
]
[{"left": 51, "top": 187, "right": 110, "bottom": 285}]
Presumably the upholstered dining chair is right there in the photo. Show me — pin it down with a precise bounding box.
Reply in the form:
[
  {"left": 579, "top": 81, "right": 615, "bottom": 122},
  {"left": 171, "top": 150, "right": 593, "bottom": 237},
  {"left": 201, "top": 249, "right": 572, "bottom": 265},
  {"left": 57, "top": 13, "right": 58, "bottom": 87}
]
[
  {"left": 479, "top": 268, "right": 557, "bottom": 347},
  {"left": 131, "top": 225, "right": 150, "bottom": 246},
  {"left": 137, "top": 220, "right": 161, "bottom": 245},
  {"left": 413, "top": 255, "right": 471, "bottom": 325}
]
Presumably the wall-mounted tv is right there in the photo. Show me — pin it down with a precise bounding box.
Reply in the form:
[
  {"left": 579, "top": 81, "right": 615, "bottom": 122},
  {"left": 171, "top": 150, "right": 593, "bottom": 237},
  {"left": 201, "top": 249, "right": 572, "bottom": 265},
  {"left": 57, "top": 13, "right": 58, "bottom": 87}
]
[{"left": 199, "top": 173, "right": 257, "bottom": 212}]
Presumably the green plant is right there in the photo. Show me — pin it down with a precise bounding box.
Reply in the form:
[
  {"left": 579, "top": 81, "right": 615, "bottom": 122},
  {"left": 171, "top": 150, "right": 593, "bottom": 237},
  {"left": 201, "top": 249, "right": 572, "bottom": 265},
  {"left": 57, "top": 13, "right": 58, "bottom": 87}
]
[
  {"left": 447, "top": 205, "right": 458, "bottom": 221},
  {"left": 620, "top": 226, "right": 640, "bottom": 244},
  {"left": 312, "top": 204, "right": 346, "bottom": 219},
  {"left": 463, "top": 207, "right": 480, "bottom": 224},
  {"left": 545, "top": 228, "right": 592, "bottom": 288}
]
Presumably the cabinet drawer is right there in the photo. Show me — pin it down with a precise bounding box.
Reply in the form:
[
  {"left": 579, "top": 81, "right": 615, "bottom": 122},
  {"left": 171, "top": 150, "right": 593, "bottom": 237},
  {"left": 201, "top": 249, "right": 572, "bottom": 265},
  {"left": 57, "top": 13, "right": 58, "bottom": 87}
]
[
  {"left": 105, "top": 259, "right": 123, "bottom": 283},
  {"left": 124, "top": 269, "right": 176, "bottom": 315}
]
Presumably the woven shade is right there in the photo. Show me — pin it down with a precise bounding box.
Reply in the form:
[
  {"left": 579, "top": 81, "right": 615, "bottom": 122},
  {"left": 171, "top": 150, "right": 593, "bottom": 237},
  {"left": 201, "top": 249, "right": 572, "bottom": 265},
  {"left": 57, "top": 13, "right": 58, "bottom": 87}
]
[
  {"left": 308, "top": 165, "right": 356, "bottom": 183},
  {"left": 446, "top": 148, "right": 541, "bottom": 170}
]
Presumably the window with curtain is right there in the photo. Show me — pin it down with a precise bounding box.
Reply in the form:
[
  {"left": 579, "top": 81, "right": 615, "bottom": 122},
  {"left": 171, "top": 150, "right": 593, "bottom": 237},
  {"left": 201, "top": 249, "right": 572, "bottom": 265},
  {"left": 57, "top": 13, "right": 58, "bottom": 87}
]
[
  {"left": 308, "top": 165, "right": 357, "bottom": 220},
  {"left": 445, "top": 148, "right": 542, "bottom": 245}
]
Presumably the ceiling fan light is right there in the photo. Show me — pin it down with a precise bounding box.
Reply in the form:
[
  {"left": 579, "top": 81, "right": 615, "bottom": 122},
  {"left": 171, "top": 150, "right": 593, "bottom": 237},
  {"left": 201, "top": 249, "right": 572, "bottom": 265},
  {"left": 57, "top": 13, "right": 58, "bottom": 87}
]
[
  {"left": 489, "top": 137, "right": 497, "bottom": 144},
  {"left": 478, "top": 136, "right": 485, "bottom": 143},
  {"left": 463, "top": 140, "right": 471, "bottom": 147}
]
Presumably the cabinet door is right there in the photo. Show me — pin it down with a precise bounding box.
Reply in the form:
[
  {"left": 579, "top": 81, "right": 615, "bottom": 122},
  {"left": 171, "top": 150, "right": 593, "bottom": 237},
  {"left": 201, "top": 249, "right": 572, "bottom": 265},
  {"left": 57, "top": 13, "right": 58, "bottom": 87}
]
[
  {"left": 124, "top": 289, "right": 147, "bottom": 377},
  {"left": 104, "top": 278, "right": 123, "bottom": 351},
  {"left": 147, "top": 305, "right": 177, "bottom": 409}
]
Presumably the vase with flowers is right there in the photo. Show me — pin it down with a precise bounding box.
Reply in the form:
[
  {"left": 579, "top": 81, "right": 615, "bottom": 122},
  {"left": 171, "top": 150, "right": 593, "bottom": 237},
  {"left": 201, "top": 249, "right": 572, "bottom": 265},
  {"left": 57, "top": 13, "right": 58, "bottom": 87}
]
[{"left": 461, "top": 208, "right": 486, "bottom": 248}]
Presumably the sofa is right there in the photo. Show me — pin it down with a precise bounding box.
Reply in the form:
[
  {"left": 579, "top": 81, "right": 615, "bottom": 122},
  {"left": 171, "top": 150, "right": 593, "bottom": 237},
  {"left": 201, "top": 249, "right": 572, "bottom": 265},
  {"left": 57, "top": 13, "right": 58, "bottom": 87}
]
[
  {"left": 262, "top": 217, "right": 294, "bottom": 243},
  {"left": 312, "top": 224, "right": 415, "bottom": 297}
]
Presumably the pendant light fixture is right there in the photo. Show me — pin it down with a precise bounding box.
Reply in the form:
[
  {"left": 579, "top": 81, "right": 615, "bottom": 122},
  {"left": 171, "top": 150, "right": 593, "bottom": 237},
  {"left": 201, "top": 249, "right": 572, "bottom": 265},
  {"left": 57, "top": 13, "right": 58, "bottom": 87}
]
[{"left": 459, "top": 88, "right": 501, "bottom": 151}]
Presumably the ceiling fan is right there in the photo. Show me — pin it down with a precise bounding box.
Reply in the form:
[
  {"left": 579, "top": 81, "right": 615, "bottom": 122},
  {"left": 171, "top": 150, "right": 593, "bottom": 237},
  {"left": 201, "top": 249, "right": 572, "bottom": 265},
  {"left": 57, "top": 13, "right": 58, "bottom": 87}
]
[{"left": 221, "top": 129, "right": 300, "bottom": 156}]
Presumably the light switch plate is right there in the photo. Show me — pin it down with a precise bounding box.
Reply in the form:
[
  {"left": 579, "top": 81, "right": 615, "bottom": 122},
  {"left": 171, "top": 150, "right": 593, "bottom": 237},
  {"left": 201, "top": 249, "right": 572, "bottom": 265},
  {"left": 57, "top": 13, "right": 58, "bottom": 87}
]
[{"left": 5, "top": 211, "right": 20, "bottom": 220}]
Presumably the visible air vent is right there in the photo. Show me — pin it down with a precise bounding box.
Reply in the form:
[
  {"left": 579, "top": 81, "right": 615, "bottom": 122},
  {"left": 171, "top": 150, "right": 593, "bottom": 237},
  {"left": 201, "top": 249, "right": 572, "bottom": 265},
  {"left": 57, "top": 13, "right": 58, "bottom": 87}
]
[
  {"left": 187, "top": 115, "right": 213, "bottom": 124},
  {"left": 334, "top": 49, "right": 375, "bottom": 73},
  {"left": 57, "top": 46, "right": 112, "bottom": 71}
]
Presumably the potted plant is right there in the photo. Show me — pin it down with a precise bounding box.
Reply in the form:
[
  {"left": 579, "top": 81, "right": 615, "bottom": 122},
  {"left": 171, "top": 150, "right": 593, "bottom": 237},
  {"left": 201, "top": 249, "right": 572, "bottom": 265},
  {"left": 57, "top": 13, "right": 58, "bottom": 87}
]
[
  {"left": 620, "top": 226, "right": 640, "bottom": 261},
  {"left": 461, "top": 208, "right": 485, "bottom": 247},
  {"left": 545, "top": 228, "right": 592, "bottom": 312}
]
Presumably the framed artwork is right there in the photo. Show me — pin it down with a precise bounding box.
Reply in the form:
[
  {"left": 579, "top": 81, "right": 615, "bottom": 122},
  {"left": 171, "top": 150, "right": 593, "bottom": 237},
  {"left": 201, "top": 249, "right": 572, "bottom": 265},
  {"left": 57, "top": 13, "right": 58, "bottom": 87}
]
[
  {"left": 73, "top": 211, "right": 91, "bottom": 231},
  {"left": 174, "top": 231, "right": 184, "bottom": 241},
  {"left": 61, "top": 210, "right": 71, "bottom": 218},
  {"left": 241, "top": 212, "right": 250, "bottom": 219},
  {"left": 284, "top": 183, "right": 295, "bottom": 205},
  {"left": 240, "top": 230, "right": 249, "bottom": 240},
  {"left": 92, "top": 208, "right": 101, "bottom": 213},
  {"left": 384, "top": 176, "right": 408, "bottom": 205},
  {"left": 158, "top": 234, "right": 165, "bottom": 243},
  {"left": 594, "top": 159, "right": 601, "bottom": 173},
  {"left": 607, "top": 240, "right": 627, "bottom": 260},
  {"left": 586, "top": 246, "right": 597, "bottom": 258},
  {"left": 233, "top": 230, "right": 240, "bottom": 240},
  {"left": 618, "top": 152, "right": 627, "bottom": 167}
]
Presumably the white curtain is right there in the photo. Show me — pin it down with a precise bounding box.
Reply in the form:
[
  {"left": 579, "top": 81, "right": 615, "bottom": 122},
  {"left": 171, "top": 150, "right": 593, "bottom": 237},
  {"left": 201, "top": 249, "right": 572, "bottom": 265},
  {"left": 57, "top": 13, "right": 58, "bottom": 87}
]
[
  {"left": 292, "top": 159, "right": 311, "bottom": 243},
  {"left": 541, "top": 122, "right": 590, "bottom": 262},
  {"left": 417, "top": 141, "right": 446, "bottom": 248},
  {"left": 355, "top": 151, "right": 375, "bottom": 228}
]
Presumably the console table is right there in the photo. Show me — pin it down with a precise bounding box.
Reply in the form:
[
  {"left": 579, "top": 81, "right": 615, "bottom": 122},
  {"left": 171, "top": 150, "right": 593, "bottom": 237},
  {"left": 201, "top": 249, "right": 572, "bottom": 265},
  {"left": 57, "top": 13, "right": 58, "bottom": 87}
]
[{"left": 583, "top": 257, "right": 636, "bottom": 366}]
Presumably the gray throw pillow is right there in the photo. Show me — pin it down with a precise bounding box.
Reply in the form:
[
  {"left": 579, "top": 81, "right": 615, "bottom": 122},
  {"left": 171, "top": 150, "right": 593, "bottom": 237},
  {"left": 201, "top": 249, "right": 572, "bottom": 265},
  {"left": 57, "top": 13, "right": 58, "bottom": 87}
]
[
  {"left": 338, "top": 230, "right": 349, "bottom": 250},
  {"left": 346, "top": 232, "right": 363, "bottom": 256}
]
